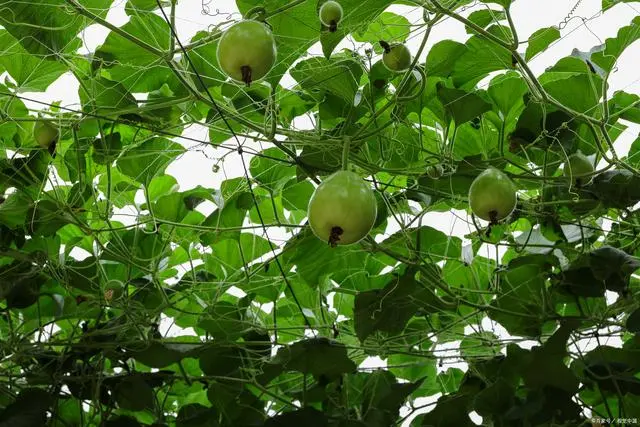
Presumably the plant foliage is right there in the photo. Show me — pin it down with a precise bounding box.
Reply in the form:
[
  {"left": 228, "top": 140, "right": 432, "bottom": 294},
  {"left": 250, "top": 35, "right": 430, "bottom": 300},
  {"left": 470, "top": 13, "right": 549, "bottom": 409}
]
[{"left": 0, "top": 0, "right": 639, "bottom": 426}]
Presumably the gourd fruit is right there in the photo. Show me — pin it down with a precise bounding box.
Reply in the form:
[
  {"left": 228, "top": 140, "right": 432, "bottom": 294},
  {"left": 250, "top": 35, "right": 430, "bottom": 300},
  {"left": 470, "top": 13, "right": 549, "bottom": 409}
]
[
  {"left": 468, "top": 168, "right": 517, "bottom": 222},
  {"left": 381, "top": 42, "right": 412, "bottom": 72},
  {"left": 104, "top": 280, "right": 124, "bottom": 301},
  {"left": 308, "top": 171, "right": 377, "bottom": 246},
  {"left": 426, "top": 164, "right": 444, "bottom": 179},
  {"left": 34, "top": 121, "right": 58, "bottom": 149},
  {"left": 319, "top": 1, "right": 343, "bottom": 32},
  {"left": 564, "top": 152, "right": 594, "bottom": 186},
  {"left": 216, "top": 20, "right": 277, "bottom": 85}
]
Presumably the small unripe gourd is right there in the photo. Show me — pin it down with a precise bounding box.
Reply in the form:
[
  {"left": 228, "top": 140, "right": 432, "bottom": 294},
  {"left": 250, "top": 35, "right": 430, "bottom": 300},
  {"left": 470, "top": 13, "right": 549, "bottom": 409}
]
[
  {"left": 564, "top": 152, "right": 594, "bottom": 186},
  {"left": 308, "top": 170, "right": 377, "bottom": 246},
  {"left": 426, "top": 164, "right": 444, "bottom": 179},
  {"left": 381, "top": 42, "right": 412, "bottom": 72},
  {"left": 468, "top": 168, "right": 517, "bottom": 222},
  {"left": 34, "top": 121, "right": 58, "bottom": 149},
  {"left": 319, "top": 1, "right": 343, "bottom": 32},
  {"left": 216, "top": 20, "right": 277, "bottom": 85}
]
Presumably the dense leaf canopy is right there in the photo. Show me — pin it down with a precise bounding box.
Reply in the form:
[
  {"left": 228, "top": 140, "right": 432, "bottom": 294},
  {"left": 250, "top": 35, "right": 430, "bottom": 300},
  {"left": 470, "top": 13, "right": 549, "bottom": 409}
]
[{"left": 0, "top": 0, "right": 640, "bottom": 426}]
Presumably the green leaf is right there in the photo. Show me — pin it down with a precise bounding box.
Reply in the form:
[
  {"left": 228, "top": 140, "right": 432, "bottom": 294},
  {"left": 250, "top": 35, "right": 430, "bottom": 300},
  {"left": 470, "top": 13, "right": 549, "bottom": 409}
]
[
  {"left": 560, "top": 246, "right": 640, "bottom": 296},
  {"left": 124, "top": 0, "right": 171, "bottom": 14},
  {"left": 0, "top": 31, "right": 67, "bottom": 92},
  {"left": 176, "top": 403, "right": 218, "bottom": 427},
  {"left": 609, "top": 91, "right": 640, "bottom": 124},
  {"left": 603, "top": 0, "right": 639, "bottom": 10},
  {"left": 114, "top": 375, "right": 155, "bottom": 411},
  {"left": 436, "top": 83, "right": 492, "bottom": 125},
  {"left": 130, "top": 341, "right": 199, "bottom": 368},
  {"left": 197, "top": 346, "right": 245, "bottom": 377},
  {"left": 250, "top": 148, "right": 296, "bottom": 191},
  {"left": 117, "top": 137, "right": 185, "bottom": 184},
  {"left": 147, "top": 174, "right": 179, "bottom": 201},
  {"left": 0, "top": 388, "right": 52, "bottom": 426},
  {"left": 388, "top": 353, "right": 437, "bottom": 385},
  {"left": 452, "top": 25, "right": 514, "bottom": 87},
  {"left": 204, "top": 233, "right": 271, "bottom": 280},
  {"left": 487, "top": 72, "right": 528, "bottom": 120},
  {"left": 281, "top": 228, "right": 370, "bottom": 287},
  {"left": 273, "top": 337, "right": 356, "bottom": 376},
  {"left": 520, "top": 324, "right": 580, "bottom": 393},
  {"left": 0, "top": 0, "right": 113, "bottom": 57},
  {"left": 290, "top": 55, "right": 363, "bottom": 103},
  {"left": 153, "top": 193, "right": 189, "bottom": 222},
  {"left": 488, "top": 256, "right": 553, "bottom": 337},
  {"left": 92, "top": 132, "right": 122, "bottom": 164},
  {"left": 525, "top": 26, "right": 561, "bottom": 60},
  {"left": 591, "top": 16, "right": 640, "bottom": 72},
  {"left": 472, "top": 380, "right": 515, "bottom": 417},
  {"left": 460, "top": 332, "right": 502, "bottom": 361},
  {"left": 418, "top": 394, "right": 475, "bottom": 427},
  {"left": 197, "top": 301, "right": 245, "bottom": 341},
  {"left": 361, "top": 370, "right": 424, "bottom": 426},
  {"left": 79, "top": 76, "right": 138, "bottom": 117},
  {"left": 0, "top": 85, "right": 30, "bottom": 148},
  {"left": 353, "top": 12, "right": 411, "bottom": 49},
  {"left": 425, "top": 40, "right": 467, "bottom": 77},
  {"left": 200, "top": 190, "right": 252, "bottom": 243},
  {"left": 282, "top": 180, "right": 314, "bottom": 211},
  {"left": 627, "top": 308, "right": 640, "bottom": 333},
  {"left": 95, "top": 13, "right": 171, "bottom": 92},
  {"left": 0, "top": 261, "right": 47, "bottom": 309},
  {"left": 540, "top": 58, "right": 603, "bottom": 114},
  {"left": 354, "top": 267, "right": 450, "bottom": 341},
  {"left": 27, "top": 200, "right": 72, "bottom": 236},
  {"left": 0, "top": 191, "right": 32, "bottom": 228},
  {"left": 185, "top": 31, "right": 226, "bottom": 90},
  {"left": 466, "top": 9, "right": 506, "bottom": 33},
  {"left": 382, "top": 225, "right": 462, "bottom": 260},
  {"left": 0, "top": 151, "right": 51, "bottom": 192},
  {"left": 589, "top": 169, "right": 640, "bottom": 209}
]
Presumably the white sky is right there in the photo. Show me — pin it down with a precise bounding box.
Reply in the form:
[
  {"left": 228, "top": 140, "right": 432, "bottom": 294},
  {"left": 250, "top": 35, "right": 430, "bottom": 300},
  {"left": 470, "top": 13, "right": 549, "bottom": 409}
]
[{"left": 3, "top": 0, "right": 640, "bottom": 424}]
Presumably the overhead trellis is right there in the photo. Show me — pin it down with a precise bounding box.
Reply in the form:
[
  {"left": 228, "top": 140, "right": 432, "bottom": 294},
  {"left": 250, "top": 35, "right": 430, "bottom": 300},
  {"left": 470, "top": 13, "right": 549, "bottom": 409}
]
[{"left": 0, "top": 0, "right": 640, "bottom": 426}]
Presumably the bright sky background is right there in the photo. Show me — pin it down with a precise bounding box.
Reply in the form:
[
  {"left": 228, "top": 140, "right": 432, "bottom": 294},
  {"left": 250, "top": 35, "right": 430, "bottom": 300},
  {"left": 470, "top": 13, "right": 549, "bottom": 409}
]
[{"left": 4, "top": 0, "right": 640, "bottom": 424}]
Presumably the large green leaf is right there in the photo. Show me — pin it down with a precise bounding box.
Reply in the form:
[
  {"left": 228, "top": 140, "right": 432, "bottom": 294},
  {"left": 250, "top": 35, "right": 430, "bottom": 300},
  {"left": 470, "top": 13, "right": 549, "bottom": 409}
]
[
  {"left": 436, "top": 83, "right": 492, "bottom": 125},
  {"left": 451, "top": 25, "right": 514, "bottom": 87},
  {"left": 290, "top": 55, "right": 363, "bottom": 103},
  {"left": 79, "top": 76, "right": 138, "bottom": 117},
  {"left": 273, "top": 337, "right": 357, "bottom": 376},
  {"left": 0, "top": 0, "right": 113, "bottom": 57},
  {"left": 117, "top": 137, "right": 185, "bottom": 184},
  {"left": 95, "top": 13, "right": 171, "bottom": 92},
  {"left": 353, "top": 12, "right": 411, "bottom": 49},
  {"left": 591, "top": 16, "right": 640, "bottom": 72},
  {"left": 525, "top": 26, "right": 561, "bottom": 61},
  {"left": 0, "top": 31, "right": 67, "bottom": 92}
]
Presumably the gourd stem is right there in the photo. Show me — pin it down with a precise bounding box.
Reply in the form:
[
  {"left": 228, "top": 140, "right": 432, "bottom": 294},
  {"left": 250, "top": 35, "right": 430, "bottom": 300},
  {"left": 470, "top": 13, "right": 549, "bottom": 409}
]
[
  {"left": 341, "top": 136, "right": 351, "bottom": 170},
  {"left": 244, "top": 6, "right": 266, "bottom": 21},
  {"left": 378, "top": 40, "right": 391, "bottom": 54}
]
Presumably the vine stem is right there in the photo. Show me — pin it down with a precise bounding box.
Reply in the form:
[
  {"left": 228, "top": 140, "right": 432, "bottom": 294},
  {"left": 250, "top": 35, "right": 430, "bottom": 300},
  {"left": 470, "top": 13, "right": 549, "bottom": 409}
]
[{"left": 168, "top": 0, "right": 177, "bottom": 58}]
